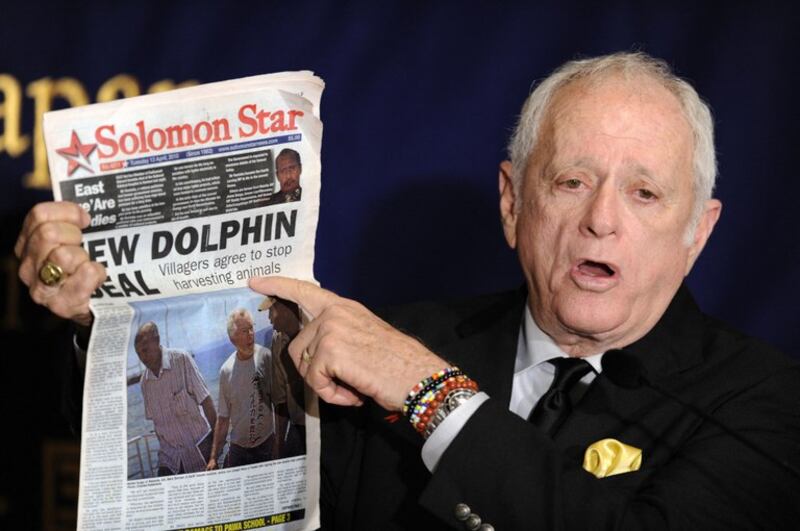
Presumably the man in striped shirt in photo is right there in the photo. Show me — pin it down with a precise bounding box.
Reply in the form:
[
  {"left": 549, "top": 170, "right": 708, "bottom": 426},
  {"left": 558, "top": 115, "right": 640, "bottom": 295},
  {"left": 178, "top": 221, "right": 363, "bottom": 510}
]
[{"left": 135, "top": 322, "right": 217, "bottom": 476}]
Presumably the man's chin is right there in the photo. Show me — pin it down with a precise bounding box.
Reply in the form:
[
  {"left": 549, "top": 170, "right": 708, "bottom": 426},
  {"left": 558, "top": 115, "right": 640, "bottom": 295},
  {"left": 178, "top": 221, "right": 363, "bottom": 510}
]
[
  {"left": 553, "top": 296, "right": 630, "bottom": 339},
  {"left": 237, "top": 346, "right": 255, "bottom": 357}
]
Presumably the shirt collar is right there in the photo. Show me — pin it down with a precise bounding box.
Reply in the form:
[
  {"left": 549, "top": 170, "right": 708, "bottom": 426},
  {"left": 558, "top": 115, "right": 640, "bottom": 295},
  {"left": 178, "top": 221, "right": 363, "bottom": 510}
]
[
  {"left": 144, "top": 347, "right": 171, "bottom": 379},
  {"left": 516, "top": 305, "right": 605, "bottom": 374}
]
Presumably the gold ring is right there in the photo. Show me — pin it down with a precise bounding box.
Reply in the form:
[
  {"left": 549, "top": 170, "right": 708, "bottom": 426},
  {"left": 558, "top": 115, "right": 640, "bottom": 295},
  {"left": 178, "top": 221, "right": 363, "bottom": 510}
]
[
  {"left": 301, "top": 351, "right": 313, "bottom": 364},
  {"left": 39, "top": 261, "right": 65, "bottom": 287}
]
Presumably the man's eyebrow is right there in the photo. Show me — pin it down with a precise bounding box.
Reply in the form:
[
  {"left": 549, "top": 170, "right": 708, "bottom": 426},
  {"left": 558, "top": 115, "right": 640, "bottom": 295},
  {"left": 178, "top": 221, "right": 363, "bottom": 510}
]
[
  {"left": 542, "top": 156, "right": 598, "bottom": 177},
  {"left": 570, "top": 158, "right": 660, "bottom": 177},
  {"left": 624, "top": 161, "right": 675, "bottom": 190},
  {"left": 625, "top": 161, "right": 657, "bottom": 179}
]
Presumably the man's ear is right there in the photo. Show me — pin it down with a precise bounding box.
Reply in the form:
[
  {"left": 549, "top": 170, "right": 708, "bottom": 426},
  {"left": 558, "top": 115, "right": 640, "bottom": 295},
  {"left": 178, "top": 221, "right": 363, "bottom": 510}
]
[
  {"left": 499, "top": 161, "right": 518, "bottom": 249},
  {"left": 685, "top": 198, "right": 722, "bottom": 274}
]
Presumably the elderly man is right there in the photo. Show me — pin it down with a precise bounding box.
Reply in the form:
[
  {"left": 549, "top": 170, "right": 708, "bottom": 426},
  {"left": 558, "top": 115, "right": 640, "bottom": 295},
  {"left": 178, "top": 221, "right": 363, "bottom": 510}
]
[
  {"left": 207, "top": 308, "right": 275, "bottom": 470},
  {"left": 266, "top": 148, "right": 302, "bottom": 204},
  {"left": 14, "top": 52, "right": 800, "bottom": 528},
  {"left": 134, "top": 322, "right": 217, "bottom": 476},
  {"left": 249, "top": 53, "right": 800, "bottom": 529}
]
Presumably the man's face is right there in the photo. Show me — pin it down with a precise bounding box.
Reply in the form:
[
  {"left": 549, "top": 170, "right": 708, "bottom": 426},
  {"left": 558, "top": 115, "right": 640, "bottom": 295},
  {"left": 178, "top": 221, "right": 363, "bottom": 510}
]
[
  {"left": 499, "top": 76, "right": 721, "bottom": 354},
  {"left": 268, "top": 304, "right": 284, "bottom": 332},
  {"left": 276, "top": 155, "right": 301, "bottom": 193},
  {"left": 268, "top": 301, "right": 296, "bottom": 333},
  {"left": 135, "top": 334, "right": 161, "bottom": 372},
  {"left": 230, "top": 315, "right": 255, "bottom": 355}
]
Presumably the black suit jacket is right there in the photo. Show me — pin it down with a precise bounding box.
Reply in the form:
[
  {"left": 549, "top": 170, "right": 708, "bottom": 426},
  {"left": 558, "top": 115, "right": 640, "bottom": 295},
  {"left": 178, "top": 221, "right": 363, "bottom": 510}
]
[{"left": 321, "top": 285, "right": 800, "bottom": 529}]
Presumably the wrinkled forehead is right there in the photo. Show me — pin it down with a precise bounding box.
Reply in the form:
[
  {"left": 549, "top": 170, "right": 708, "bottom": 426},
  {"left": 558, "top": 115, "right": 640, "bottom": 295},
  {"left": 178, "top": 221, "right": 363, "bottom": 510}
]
[
  {"left": 536, "top": 75, "right": 694, "bottom": 180},
  {"left": 135, "top": 329, "right": 158, "bottom": 347},
  {"left": 276, "top": 154, "right": 299, "bottom": 168},
  {"left": 551, "top": 75, "right": 690, "bottom": 138},
  {"left": 233, "top": 315, "right": 254, "bottom": 331}
]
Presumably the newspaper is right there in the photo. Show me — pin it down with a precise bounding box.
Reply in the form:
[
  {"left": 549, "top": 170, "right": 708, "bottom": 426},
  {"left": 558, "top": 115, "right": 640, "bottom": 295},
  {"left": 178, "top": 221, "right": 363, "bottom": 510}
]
[{"left": 44, "top": 71, "right": 324, "bottom": 531}]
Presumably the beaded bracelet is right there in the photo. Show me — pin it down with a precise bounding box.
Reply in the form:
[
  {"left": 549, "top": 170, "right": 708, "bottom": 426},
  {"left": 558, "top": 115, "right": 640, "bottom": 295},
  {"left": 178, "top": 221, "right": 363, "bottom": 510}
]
[
  {"left": 404, "top": 367, "right": 479, "bottom": 436},
  {"left": 409, "top": 375, "right": 478, "bottom": 436},
  {"left": 409, "top": 375, "right": 478, "bottom": 438},
  {"left": 403, "top": 366, "right": 463, "bottom": 417}
]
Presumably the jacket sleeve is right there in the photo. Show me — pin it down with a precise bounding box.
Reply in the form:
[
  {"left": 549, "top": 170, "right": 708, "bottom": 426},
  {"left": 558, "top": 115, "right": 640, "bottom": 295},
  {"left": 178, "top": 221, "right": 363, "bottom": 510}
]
[{"left": 62, "top": 330, "right": 88, "bottom": 435}]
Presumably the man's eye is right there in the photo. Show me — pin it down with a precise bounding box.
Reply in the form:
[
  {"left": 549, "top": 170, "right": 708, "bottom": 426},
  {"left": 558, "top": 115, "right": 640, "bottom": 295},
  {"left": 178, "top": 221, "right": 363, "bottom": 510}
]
[
  {"left": 562, "top": 178, "right": 583, "bottom": 189},
  {"left": 635, "top": 188, "right": 657, "bottom": 201}
]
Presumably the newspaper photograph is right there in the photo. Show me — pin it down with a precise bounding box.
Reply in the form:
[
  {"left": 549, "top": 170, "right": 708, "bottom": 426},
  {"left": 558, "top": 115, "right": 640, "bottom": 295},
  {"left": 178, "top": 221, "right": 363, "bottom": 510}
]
[{"left": 43, "top": 71, "right": 324, "bottom": 531}]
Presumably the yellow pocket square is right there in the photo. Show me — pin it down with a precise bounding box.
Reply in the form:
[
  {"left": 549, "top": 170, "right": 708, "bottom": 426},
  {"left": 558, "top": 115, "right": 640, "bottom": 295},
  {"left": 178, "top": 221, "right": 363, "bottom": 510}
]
[{"left": 583, "top": 439, "right": 642, "bottom": 478}]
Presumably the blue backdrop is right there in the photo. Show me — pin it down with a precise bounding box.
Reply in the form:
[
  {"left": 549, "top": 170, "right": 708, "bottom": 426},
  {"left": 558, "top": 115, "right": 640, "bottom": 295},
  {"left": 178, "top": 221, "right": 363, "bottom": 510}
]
[{"left": 0, "top": 2, "right": 798, "bottom": 525}]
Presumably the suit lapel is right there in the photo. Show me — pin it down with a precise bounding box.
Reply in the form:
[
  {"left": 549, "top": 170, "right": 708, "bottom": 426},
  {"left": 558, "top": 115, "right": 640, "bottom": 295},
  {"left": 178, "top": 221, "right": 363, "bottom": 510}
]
[
  {"left": 625, "top": 284, "right": 706, "bottom": 383},
  {"left": 441, "top": 288, "right": 527, "bottom": 407}
]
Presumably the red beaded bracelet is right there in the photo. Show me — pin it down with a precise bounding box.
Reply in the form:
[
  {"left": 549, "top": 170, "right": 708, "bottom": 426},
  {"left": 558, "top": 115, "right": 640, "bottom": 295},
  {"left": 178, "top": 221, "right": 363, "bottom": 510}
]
[
  {"left": 403, "top": 366, "right": 463, "bottom": 417},
  {"left": 407, "top": 371, "right": 478, "bottom": 436}
]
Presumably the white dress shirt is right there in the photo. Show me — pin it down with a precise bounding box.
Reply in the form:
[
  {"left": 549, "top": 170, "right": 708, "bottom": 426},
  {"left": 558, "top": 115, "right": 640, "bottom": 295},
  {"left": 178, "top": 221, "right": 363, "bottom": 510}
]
[{"left": 422, "top": 305, "right": 605, "bottom": 471}]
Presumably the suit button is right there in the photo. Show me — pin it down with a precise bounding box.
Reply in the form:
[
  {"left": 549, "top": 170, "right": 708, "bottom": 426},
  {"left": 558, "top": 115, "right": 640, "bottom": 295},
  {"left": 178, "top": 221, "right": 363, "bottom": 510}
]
[
  {"left": 454, "top": 503, "right": 471, "bottom": 521},
  {"left": 479, "top": 524, "right": 495, "bottom": 531},
  {"left": 465, "top": 513, "right": 482, "bottom": 530}
]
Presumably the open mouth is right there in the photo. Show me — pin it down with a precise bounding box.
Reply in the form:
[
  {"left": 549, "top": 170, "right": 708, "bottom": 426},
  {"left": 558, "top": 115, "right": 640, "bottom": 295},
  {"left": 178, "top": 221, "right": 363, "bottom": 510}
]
[{"left": 577, "top": 260, "right": 616, "bottom": 278}]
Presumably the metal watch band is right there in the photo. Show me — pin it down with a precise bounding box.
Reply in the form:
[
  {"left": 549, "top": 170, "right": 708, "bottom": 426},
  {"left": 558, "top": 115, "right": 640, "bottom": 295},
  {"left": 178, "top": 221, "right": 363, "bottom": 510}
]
[{"left": 423, "top": 387, "right": 478, "bottom": 438}]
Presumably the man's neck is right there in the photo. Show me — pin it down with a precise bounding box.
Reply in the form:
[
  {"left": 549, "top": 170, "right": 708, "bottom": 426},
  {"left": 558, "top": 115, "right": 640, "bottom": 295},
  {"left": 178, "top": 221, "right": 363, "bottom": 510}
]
[
  {"left": 150, "top": 349, "right": 163, "bottom": 376},
  {"left": 236, "top": 348, "right": 255, "bottom": 360}
]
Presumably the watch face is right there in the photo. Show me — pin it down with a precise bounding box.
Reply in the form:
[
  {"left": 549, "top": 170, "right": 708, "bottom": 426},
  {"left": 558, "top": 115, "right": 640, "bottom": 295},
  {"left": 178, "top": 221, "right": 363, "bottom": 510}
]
[{"left": 445, "top": 389, "right": 475, "bottom": 410}]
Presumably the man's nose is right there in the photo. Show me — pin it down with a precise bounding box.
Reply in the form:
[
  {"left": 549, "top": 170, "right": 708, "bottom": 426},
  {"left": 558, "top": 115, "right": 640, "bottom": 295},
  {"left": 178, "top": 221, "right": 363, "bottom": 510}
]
[{"left": 580, "top": 181, "right": 620, "bottom": 238}]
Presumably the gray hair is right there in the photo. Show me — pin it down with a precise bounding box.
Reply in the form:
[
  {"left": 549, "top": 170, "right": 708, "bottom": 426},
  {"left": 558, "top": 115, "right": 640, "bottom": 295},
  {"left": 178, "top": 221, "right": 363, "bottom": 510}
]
[
  {"left": 507, "top": 52, "right": 717, "bottom": 239},
  {"left": 227, "top": 308, "right": 253, "bottom": 336}
]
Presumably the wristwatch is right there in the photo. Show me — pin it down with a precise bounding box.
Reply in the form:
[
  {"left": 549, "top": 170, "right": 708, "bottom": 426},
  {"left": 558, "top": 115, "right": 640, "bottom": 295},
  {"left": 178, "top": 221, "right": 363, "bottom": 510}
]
[{"left": 423, "top": 387, "right": 477, "bottom": 438}]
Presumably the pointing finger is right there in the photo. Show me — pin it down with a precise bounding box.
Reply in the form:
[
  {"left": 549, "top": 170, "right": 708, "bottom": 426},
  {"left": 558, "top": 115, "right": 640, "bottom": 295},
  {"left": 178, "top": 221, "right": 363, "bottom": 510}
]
[{"left": 249, "top": 276, "right": 339, "bottom": 318}]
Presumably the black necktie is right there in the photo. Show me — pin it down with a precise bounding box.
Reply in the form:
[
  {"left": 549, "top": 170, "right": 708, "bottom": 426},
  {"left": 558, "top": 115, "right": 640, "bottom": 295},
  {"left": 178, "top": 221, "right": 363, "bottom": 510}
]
[{"left": 528, "top": 357, "right": 593, "bottom": 436}]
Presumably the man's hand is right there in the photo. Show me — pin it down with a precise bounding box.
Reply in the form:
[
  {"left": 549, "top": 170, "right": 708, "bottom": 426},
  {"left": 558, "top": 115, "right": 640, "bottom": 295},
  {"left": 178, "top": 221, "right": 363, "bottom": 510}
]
[
  {"left": 208, "top": 416, "right": 229, "bottom": 471},
  {"left": 249, "top": 276, "right": 448, "bottom": 412},
  {"left": 15, "top": 201, "right": 106, "bottom": 326}
]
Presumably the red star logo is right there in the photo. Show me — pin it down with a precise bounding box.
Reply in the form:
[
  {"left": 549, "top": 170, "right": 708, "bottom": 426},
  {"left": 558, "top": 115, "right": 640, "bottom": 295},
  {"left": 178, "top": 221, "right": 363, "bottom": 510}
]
[{"left": 56, "top": 131, "right": 97, "bottom": 176}]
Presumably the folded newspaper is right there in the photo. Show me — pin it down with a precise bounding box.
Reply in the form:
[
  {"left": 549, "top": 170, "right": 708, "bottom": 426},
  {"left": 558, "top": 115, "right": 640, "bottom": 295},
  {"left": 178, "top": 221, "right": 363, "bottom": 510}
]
[{"left": 44, "top": 72, "right": 324, "bottom": 531}]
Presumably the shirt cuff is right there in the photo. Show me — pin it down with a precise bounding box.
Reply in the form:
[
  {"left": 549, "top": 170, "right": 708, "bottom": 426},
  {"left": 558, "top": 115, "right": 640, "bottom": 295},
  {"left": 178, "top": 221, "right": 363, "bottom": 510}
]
[{"left": 421, "top": 391, "right": 489, "bottom": 472}]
